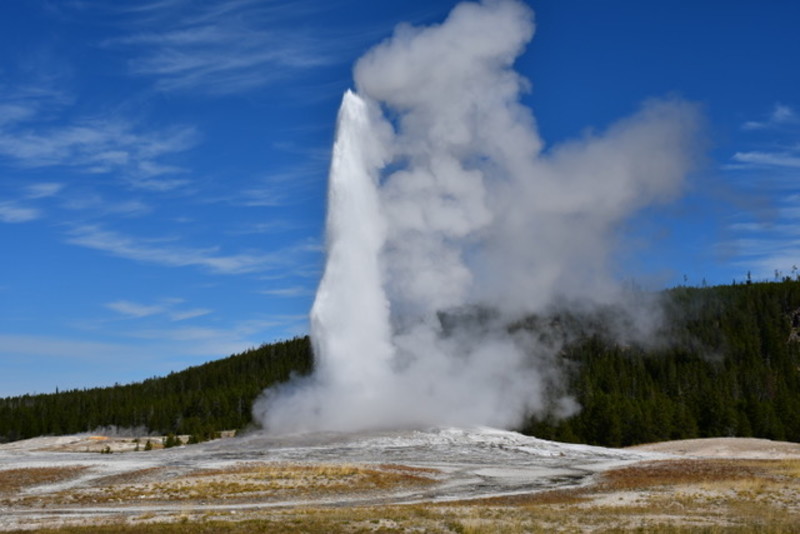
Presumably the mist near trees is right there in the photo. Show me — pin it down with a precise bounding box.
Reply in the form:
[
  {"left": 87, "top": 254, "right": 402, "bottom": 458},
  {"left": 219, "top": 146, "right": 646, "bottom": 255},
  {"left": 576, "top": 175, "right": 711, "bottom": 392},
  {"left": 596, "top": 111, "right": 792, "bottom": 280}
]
[{"left": 2, "top": 282, "right": 800, "bottom": 446}]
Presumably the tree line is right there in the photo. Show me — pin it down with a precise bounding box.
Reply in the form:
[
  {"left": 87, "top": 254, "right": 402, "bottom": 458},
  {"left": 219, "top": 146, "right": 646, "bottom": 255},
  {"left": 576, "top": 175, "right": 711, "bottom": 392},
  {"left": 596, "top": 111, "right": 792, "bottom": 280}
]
[
  {"left": 0, "top": 337, "right": 312, "bottom": 443},
  {"left": 2, "top": 281, "right": 800, "bottom": 446},
  {"left": 524, "top": 281, "right": 800, "bottom": 446}
]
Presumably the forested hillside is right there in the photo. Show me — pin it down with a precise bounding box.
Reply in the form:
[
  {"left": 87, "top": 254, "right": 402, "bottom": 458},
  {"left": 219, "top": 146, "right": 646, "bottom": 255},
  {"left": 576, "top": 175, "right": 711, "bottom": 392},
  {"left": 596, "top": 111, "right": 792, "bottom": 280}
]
[
  {"left": 525, "top": 280, "right": 800, "bottom": 446},
  {"left": 0, "top": 337, "right": 312, "bottom": 443},
  {"left": 2, "top": 281, "right": 800, "bottom": 446}
]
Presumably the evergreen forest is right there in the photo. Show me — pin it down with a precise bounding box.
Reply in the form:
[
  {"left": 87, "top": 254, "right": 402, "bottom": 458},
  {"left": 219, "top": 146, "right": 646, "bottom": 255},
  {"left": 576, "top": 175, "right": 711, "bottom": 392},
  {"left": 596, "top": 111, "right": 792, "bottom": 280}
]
[
  {"left": 524, "top": 280, "right": 800, "bottom": 446},
  {"left": 0, "top": 337, "right": 312, "bottom": 443},
  {"left": 2, "top": 280, "right": 800, "bottom": 447}
]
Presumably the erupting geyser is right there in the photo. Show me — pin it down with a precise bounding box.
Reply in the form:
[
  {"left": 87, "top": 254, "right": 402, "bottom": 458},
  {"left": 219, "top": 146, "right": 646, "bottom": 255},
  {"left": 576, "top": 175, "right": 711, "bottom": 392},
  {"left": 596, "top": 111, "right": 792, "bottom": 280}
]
[
  {"left": 255, "top": 0, "right": 703, "bottom": 434},
  {"left": 306, "top": 90, "right": 395, "bottom": 414}
]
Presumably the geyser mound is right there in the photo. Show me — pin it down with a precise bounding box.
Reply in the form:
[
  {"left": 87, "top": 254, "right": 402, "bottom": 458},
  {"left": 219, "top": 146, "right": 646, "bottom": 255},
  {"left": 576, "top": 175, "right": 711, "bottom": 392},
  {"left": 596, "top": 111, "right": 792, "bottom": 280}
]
[{"left": 255, "top": 0, "right": 704, "bottom": 435}]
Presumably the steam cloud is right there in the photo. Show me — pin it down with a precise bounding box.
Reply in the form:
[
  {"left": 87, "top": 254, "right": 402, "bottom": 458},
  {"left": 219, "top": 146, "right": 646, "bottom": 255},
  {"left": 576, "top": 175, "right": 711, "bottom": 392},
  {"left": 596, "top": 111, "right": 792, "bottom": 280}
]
[{"left": 255, "top": 0, "right": 703, "bottom": 434}]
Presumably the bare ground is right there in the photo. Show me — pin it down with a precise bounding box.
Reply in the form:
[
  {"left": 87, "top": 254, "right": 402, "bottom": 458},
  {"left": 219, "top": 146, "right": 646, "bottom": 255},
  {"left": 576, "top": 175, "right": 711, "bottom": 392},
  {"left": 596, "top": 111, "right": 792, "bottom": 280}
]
[
  {"left": 629, "top": 436, "right": 800, "bottom": 459},
  {"left": 1, "top": 430, "right": 799, "bottom": 533}
]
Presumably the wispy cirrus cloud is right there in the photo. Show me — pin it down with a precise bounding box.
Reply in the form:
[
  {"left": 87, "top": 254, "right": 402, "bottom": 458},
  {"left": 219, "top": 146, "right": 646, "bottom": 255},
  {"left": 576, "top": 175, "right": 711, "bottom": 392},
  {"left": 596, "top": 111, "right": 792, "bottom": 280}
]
[
  {"left": 726, "top": 104, "right": 800, "bottom": 171},
  {"left": 0, "top": 115, "right": 198, "bottom": 190},
  {"left": 106, "top": 298, "right": 211, "bottom": 321},
  {"left": 0, "top": 201, "right": 40, "bottom": 223},
  {"left": 238, "top": 166, "right": 323, "bottom": 207},
  {"left": 0, "top": 86, "right": 200, "bottom": 198},
  {"left": 0, "top": 81, "right": 71, "bottom": 126},
  {"left": 63, "top": 195, "right": 152, "bottom": 217},
  {"left": 728, "top": 237, "right": 800, "bottom": 281},
  {"left": 742, "top": 103, "right": 796, "bottom": 131},
  {"left": 0, "top": 182, "right": 64, "bottom": 224},
  {"left": 721, "top": 103, "right": 800, "bottom": 278},
  {"left": 213, "top": 148, "right": 329, "bottom": 208},
  {"left": 0, "top": 102, "right": 38, "bottom": 127},
  {"left": 107, "top": 0, "right": 339, "bottom": 95},
  {"left": 106, "top": 300, "right": 166, "bottom": 318},
  {"left": 719, "top": 218, "right": 800, "bottom": 281},
  {"left": 66, "top": 224, "right": 282, "bottom": 274},
  {"left": 66, "top": 225, "right": 318, "bottom": 275},
  {"left": 0, "top": 76, "right": 199, "bottom": 190},
  {"left": 228, "top": 220, "right": 303, "bottom": 235},
  {"left": 25, "top": 182, "right": 65, "bottom": 199},
  {"left": 170, "top": 308, "right": 213, "bottom": 321},
  {"left": 198, "top": 159, "right": 327, "bottom": 210},
  {"left": 259, "top": 286, "right": 314, "bottom": 298},
  {"left": 731, "top": 150, "right": 800, "bottom": 169},
  {"left": 128, "top": 315, "right": 307, "bottom": 347}
]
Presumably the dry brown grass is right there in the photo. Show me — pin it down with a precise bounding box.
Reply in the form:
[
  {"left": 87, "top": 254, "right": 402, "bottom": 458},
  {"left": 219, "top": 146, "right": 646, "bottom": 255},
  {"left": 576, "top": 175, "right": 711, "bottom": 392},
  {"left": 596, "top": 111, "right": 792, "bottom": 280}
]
[
  {"left": 434, "top": 458, "right": 800, "bottom": 533},
  {"left": 768, "top": 458, "right": 800, "bottom": 479},
  {"left": 4, "top": 502, "right": 800, "bottom": 534},
  {"left": 183, "top": 462, "right": 438, "bottom": 492},
  {"left": 449, "top": 487, "right": 589, "bottom": 506},
  {"left": 4, "top": 458, "right": 800, "bottom": 533},
  {"left": 377, "top": 463, "right": 442, "bottom": 474},
  {"left": 10, "top": 503, "right": 800, "bottom": 534},
  {"left": 599, "top": 460, "right": 767, "bottom": 491},
  {"left": 18, "top": 462, "right": 438, "bottom": 507}
]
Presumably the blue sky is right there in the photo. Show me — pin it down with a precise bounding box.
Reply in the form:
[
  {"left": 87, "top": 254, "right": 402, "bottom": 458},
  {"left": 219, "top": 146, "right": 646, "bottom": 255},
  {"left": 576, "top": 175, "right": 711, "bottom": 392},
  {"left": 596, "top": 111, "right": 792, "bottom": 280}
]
[{"left": 0, "top": 0, "right": 798, "bottom": 397}]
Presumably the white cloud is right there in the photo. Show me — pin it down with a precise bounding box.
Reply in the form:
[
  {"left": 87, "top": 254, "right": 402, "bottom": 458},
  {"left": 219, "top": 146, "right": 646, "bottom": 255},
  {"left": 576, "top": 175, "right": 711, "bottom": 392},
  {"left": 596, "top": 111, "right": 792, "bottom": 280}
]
[
  {"left": 106, "top": 300, "right": 165, "bottom": 318},
  {"left": 106, "top": 0, "right": 338, "bottom": 95},
  {"left": 128, "top": 315, "right": 304, "bottom": 345},
  {"left": 772, "top": 104, "right": 795, "bottom": 122},
  {"left": 733, "top": 247, "right": 800, "bottom": 281},
  {"left": 742, "top": 103, "right": 796, "bottom": 130},
  {"left": 25, "top": 182, "right": 64, "bottom": 199},
  {"left": 0, "top": 201, "right": 40, "bottom": 223},
  {"left": 66, "top": 224, "right": 297, "bottom": 274},
  {"left": 732, "top": 150, "right": 800, "bottom": 168},
  {"left": 200, "top": 159, "right": 328, "bottom": 209},
  {"left": 118, "top": 0, "right": 186, "bottom": 15},
  {"left": 239, "top": 172, "right": 314, "bottom": 207},
  {"left": 62, "top": 194, "right": 152, "bottom": 217},
  {"left": 105, "top": 298, "right": 212, "bottom": 321},
  {"left": 124, "top": 319, "right": 294, "bottom": 358},
  {"left": 0, "top": 103, "right": 37, "bottom": 126},
  {"left": 169, "top": 308, "right": 212, "bottom": 321},
  {"left": 0, "top": 81, "right": 198, "bottom": 190},
  {"left": 724, "top": 101, "right": 800, "bottom": 276},
  {"left": 259, "top": 286, "right": 314, "bottom": 298},
  {"left": 0, "top": 118, "right": 198, "bottom": 189},
  {"left": 228, "top": 220, "right": 301, "bottom": 235},
  {"left": 729, "top": 105, "right": 800, "bottom": 171},
  {"left": 722, "top": 190, "right": 800, "bottom": 280}
]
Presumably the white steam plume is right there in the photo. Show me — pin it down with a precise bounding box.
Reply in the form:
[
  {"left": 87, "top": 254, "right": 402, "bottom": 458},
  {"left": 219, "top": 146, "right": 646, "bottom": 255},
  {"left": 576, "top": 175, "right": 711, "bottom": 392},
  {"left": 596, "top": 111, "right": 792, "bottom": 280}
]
[{"left": 255, "top": 0, "right": 704, "bottom": 434}]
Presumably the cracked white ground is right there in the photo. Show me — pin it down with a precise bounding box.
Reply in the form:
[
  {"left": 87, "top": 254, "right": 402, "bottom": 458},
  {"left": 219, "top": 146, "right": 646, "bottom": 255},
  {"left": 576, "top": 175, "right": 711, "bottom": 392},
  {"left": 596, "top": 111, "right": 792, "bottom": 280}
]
[{"left": 1, "top": 427, "right": 799, "bottom": 531}]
